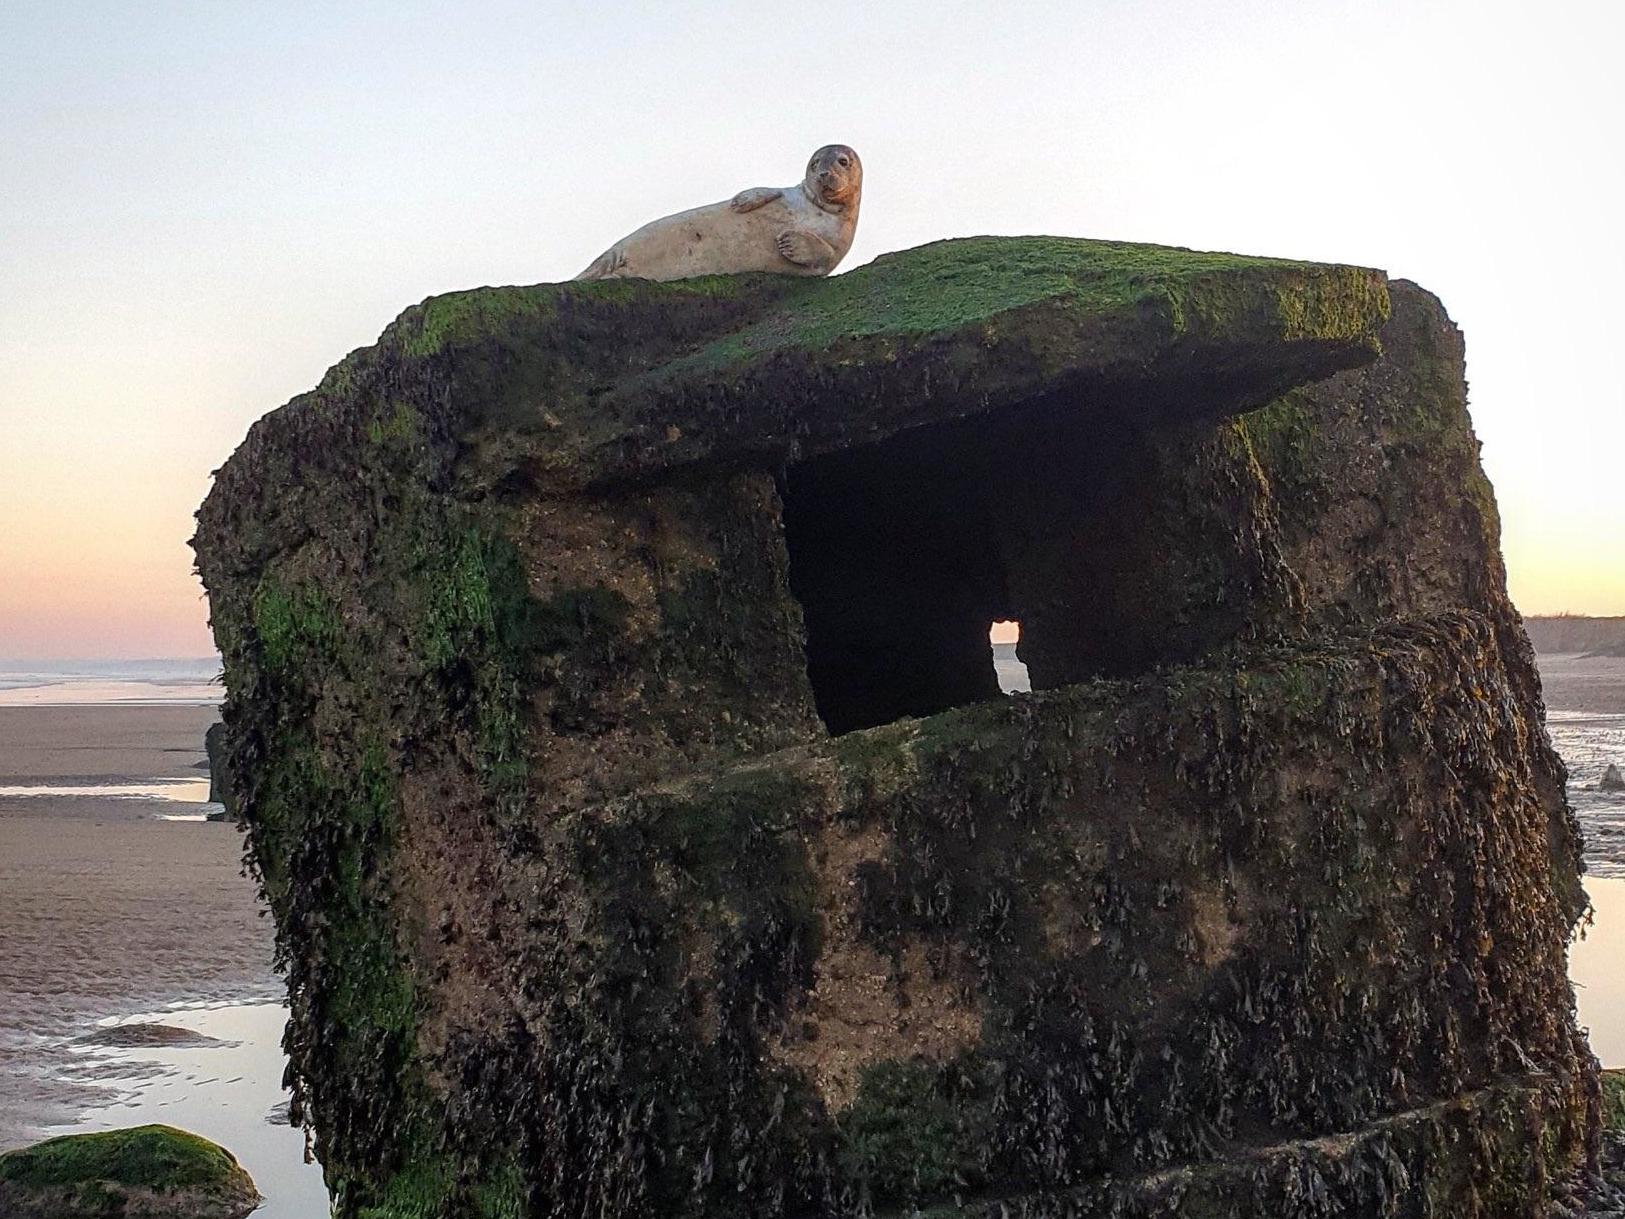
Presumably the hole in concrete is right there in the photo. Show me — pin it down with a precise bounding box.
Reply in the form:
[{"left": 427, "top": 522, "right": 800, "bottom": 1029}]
[
  {"left": 780, "top": 393, "right": 1197, "bottom": 735},
  {"left": 780, "top": 417, "right": 1011, "bottom": 736}
]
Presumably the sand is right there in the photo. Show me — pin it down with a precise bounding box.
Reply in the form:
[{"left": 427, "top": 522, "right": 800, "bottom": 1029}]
[
  {"left": 0, "top": 704, "right": 280, "bottom": 1149},
  {"left": 1539, "top": 653, "right": 1625, "bottom": 718},
  {"left": 0, "top": 703, "right": 220, "bottom": 778}
]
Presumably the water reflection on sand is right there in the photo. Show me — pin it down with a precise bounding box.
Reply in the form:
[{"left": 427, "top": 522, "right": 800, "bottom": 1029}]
[
  {"left": 1575, "top": 877, "right": 1625, "bottom": 1067},
  {"left": 0, "top": 778, "right": 214, "bottom": 802},
  {"left": 52, "top": 1002, "right": 327, "bottom": 1219}
]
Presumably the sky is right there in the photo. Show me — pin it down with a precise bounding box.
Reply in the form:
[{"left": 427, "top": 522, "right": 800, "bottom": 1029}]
[{"left": 1, "top": 0, "right": 1622, "bottom": 659}]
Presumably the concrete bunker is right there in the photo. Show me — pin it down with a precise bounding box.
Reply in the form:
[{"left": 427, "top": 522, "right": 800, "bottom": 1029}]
[{"left": 192, "top": 240, "right": 1595, "bottom": 1217}]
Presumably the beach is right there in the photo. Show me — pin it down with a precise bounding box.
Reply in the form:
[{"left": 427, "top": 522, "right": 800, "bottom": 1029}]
[
  {"left": 0, "top": 665, "right": 329, "bottom": 1213},
  {"left": 0, "top": 701, "right": 280, "bottom": 1143}
]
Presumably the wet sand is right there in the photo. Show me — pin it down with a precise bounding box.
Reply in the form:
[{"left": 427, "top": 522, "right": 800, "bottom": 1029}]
[
  {"left": 1540, "top": 656, "right": 1625, "bottom": 880},
  {"left": 0, "top": 703, "right": 221, "bottom": 778},
  {"left": 1539, "top": 653, "right": 1625, "bottom": 719},
  {"left": 0, "top": 704, "right": 279, "bottom": 1148}
]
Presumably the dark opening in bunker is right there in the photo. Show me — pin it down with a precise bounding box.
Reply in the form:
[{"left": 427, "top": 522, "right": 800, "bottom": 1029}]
[{"left": 780, "top": 395, "right": 1210, "bottom": 735}]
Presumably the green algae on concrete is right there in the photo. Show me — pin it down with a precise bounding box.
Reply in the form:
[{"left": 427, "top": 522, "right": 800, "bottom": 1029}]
[
  {"left": 0, "top": 1125, "right": 259, "bottom": 1218},
  {"left": 1604, "top": 1070, "right": 1625, "bottom": 1131},
  {"left": 337, "top": 235, "right": 1392, "bottom": 492},
  {"left": 673, "top": 235, "right": 1388, "bottom": 354}
]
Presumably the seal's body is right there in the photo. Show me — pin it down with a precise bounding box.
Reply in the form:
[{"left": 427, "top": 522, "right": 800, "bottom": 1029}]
[{"left": 576, "top": 145, "right": 862, "bottom": 282}]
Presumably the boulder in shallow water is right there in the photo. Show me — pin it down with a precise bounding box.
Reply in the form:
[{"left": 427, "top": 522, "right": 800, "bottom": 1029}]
[
  {"left": 0, "top": 1124, "right": 259, "bottom": 1218},
  {"left": 1601, "top": 764, "right": 1625, "bottom": 792}
]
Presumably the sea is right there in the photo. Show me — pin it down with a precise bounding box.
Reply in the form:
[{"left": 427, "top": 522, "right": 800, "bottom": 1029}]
[
  {"left": 0, "top": 657, "right": 223, "bottom": 707},
  {"left": 1, "top": 650, "right": 1622, "bottom": 1217}
]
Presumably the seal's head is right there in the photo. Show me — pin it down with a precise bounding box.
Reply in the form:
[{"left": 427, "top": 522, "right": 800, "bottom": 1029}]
[{"left": 805, "top": 145, "right": 862, "bottom": 211}]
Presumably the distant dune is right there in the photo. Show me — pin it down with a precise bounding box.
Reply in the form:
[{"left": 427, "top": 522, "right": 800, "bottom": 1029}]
[{"left": 1524, "top": 616, "right": 1625, "bottom": 656}]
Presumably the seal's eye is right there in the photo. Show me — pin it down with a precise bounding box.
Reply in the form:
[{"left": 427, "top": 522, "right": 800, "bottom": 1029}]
[{"left": 837, "top": 156, "right": 850, "bottom": 168}]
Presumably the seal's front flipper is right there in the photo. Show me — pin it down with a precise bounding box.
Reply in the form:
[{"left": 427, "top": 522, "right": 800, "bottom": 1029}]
[
  {"left": 776, "top": 229, "right": 838, "bottom": 272},
  {"left": 729, "top": 187, "right": 782, "bottom": 213},
  {"left": 574, "top": 245, "right": 628, "bottom": 281}
]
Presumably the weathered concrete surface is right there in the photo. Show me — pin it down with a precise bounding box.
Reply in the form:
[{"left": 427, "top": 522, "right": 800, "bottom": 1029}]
[{"left": 192, "top": 237, "right": 1593, "bottom": 1217}]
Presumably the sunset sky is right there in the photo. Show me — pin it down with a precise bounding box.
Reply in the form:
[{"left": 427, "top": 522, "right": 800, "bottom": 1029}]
[{"left": 2, "top": 0, "right": 1622, "bottom": 659}]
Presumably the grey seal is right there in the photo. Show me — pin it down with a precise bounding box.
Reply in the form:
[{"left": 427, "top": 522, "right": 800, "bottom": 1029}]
[{"left": 576, "top": 145, "right": 862, "bottom": 281}]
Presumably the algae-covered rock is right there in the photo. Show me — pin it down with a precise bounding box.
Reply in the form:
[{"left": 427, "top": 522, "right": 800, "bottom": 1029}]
[
  {"left": 204, "top": 721, "right": 237, "bottom": 818},
  {"left": 0, "top": 1124, "right": 259, "bottom": 1218},
  {"left": 193, "top": 236, "right": 1593, "bottom": 1217}
]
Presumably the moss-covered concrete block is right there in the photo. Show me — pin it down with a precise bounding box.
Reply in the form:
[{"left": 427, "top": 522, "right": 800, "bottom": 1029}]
[{"left": 193, "top": 237, "right": 1591, "bottom": 1217}]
